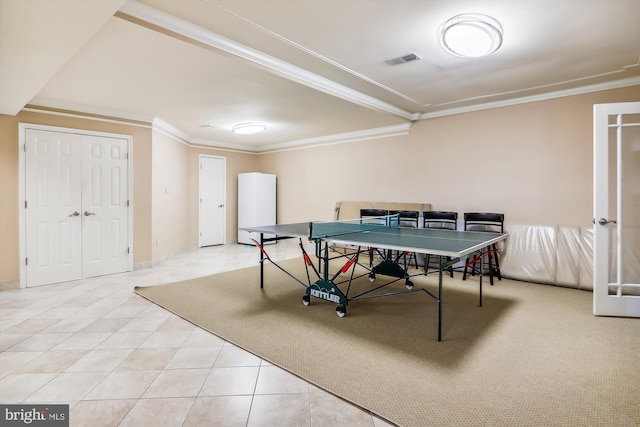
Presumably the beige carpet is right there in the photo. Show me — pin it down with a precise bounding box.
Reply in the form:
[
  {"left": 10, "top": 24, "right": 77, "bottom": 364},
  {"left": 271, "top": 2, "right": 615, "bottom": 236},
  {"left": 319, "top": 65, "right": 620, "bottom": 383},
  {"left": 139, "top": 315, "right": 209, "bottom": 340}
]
[{"left": 135, "top": 258, "right": 640, "bottom": 426}]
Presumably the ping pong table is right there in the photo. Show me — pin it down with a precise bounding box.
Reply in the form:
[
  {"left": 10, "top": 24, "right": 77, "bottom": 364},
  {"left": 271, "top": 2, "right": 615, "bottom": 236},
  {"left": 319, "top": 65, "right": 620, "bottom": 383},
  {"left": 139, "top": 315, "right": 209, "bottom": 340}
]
[{"left": 242, "top": 214, "right": 507, "bottom": 341}]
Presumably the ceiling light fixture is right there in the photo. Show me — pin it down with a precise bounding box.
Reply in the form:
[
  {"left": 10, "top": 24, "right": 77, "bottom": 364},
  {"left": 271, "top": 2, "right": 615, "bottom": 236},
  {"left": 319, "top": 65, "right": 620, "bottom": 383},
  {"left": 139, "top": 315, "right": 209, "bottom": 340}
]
[
  {"left": 232, "top": 123, "right": 266, "bottom": 135},
  {"left": 439, "top": 14, "right": 503, "bottom": 58}
]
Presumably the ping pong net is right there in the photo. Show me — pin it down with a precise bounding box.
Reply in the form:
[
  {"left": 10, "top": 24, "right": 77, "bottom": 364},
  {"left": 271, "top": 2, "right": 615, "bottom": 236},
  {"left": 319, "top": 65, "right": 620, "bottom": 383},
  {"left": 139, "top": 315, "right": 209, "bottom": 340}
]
[{"left": 308, "top": 214, "right": 399, "bottom": 240}]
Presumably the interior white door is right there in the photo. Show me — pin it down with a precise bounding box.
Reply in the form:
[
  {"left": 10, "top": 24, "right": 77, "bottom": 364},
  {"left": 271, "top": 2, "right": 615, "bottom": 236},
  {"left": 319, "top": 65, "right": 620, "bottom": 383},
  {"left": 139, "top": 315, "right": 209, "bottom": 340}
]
[
  {"left": 593, "top": 102, "right": 640, "bottom": 316},
  {"left": 199, "top": 155, "right": 225, "bottom": 247},
  {"left": 25, "top": 129, "right": 83, "bottom": 286},
  {"left": 81, "top": 135, "right": 130, "bottom": 278},
  {"left": 24, "top": 127, "right": 130, "bottom": 286}
]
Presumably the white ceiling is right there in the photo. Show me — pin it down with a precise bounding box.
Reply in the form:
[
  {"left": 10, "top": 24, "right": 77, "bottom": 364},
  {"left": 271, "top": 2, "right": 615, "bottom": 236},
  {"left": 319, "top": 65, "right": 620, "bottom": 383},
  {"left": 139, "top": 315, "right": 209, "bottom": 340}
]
[{"left": 2, "top": 0, "right": 639, "bottom": 152}]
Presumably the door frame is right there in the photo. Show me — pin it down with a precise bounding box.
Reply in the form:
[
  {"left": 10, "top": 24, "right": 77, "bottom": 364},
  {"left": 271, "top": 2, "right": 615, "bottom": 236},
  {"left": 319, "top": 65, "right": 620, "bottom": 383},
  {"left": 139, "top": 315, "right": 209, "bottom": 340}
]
[
  {"left": 18, "top": 123, "right": 134, "bottom": 288},
  {"left": 198, "top": 154, "right": 226, "bottom": 247}
]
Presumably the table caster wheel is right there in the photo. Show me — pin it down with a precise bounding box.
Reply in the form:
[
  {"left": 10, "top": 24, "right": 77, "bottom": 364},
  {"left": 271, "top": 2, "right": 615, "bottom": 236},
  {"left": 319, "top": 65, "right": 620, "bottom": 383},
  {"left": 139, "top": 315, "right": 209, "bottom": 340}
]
[
  {"left": 336, "top": 305, "right": 347, "bottom": 317},
  {"left": 405, "top": 280, "right": 414, "bottom": 290},
  {"left": 368, "top": 273, "right": 376, "bottom": 282},
  {"left": 302, "top": 295, "right": 310, "bottom": 306}
]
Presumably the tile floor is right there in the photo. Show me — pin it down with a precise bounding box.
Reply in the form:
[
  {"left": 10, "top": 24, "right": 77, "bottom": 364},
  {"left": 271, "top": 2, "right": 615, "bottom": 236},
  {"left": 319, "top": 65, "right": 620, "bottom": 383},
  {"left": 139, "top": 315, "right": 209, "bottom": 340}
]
[{"left": 0, "top": 241, "right": 395, "bottom": 427}]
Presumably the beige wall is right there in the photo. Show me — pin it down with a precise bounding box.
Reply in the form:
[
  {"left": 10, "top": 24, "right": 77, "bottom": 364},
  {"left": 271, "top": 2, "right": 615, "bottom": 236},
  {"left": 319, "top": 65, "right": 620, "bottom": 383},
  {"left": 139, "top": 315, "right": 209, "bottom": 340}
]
[
  {"left": 0, "top": 110, "right": 153, "bottom": 284},
  {"left": 261, "top": 86, "right": 640, "bottom": 226},
  {"left": 151, "top": 129, "right": 191, "bottom": 260},
  {"left": 152, "top": 132, "right": 260, "bottom": 259},
  {"left": 0, "top": 110, "right": 259, "bottom": 284},
  {"left": 0, "top": 116, "right": 21, "bottom": 283}
]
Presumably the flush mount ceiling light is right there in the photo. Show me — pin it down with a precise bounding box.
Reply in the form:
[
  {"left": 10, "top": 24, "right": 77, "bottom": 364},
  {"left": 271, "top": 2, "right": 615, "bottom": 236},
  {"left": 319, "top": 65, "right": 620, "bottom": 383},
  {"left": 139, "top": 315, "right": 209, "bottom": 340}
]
[
  {"left": 232, "top": 123, "right": 266, "bottom": 135},
  {"left": 439, "top": 13, "right": 503, "bottom": 58}
]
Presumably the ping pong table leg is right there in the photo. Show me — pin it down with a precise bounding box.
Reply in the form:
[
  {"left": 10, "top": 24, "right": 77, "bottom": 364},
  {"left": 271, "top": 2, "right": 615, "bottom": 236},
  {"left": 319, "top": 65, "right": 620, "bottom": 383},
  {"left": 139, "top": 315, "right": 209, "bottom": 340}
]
[
  {"left": 259, "top": 233, "right": 265, "bottom": 289},
  {"left": 320, "top": 241, "right": 329, "bottom": 282},
  {"left": 478, "top": 254, "right": 483, "bottom": 307},
  {"left": 438, "top": 256, "right": 443, "bottom": 342}
]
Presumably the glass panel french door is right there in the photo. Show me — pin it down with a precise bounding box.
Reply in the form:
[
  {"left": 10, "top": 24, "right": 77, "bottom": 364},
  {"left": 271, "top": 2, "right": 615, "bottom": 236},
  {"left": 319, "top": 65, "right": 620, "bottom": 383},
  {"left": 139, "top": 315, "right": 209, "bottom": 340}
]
[{"left": 593, "top": 102, "right": 640, "bottom": 316}]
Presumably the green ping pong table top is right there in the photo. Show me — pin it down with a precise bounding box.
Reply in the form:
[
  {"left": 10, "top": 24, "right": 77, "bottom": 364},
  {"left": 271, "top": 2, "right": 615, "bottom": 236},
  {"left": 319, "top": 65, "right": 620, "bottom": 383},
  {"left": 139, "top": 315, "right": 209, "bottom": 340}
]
[{"left": 242, "top": 220, "right": 506, "bottom": 259}]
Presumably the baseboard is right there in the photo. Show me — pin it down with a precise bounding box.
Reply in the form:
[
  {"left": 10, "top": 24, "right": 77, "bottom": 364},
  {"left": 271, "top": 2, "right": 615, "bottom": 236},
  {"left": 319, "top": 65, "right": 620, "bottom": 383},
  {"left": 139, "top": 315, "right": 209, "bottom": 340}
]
[
  {"left": 0, "top": 281, "right": 20, "bottom": 291},
  {"left": 150, "top": 245, "right": 198, "bottom": 268}
]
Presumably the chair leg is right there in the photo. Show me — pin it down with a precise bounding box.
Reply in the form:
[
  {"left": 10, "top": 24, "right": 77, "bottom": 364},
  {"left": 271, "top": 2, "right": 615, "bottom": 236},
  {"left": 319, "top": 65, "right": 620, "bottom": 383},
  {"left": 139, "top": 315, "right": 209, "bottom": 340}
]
[
  {"left": 425, "top": 254, "right": 450, "bottom": 276},
  {"left": 463, "top": 251, "right": 482, "bottom": 281},
  {"left": 398, "top": 250, "right": 417, "bottom": 271},
  {"left": 468, "top": 252, "right": 478, "bottom": 277},
  {"left": 462, "top": 246, "right": 502, "bottom": 284},
  {"left": 400, "top": 251, "right": 410, "bottom": 271},
  {"left": 492, "top": 244, "right": 502, "bottom": 280},
  {"left": 487, "top": 250, "right": 494, "bottom": 286}
]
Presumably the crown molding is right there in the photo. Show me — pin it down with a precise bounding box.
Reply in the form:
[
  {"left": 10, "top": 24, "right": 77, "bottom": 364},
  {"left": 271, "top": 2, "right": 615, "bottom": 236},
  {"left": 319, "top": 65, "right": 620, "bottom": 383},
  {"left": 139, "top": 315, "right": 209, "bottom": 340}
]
[
  {"left": 256, "top": 123, "right": 413, "bottom": 154},
  {"left": 418, "top": 76, "right": 640, "bottom": 120},
  {"left": 29, "top": 97, "right": 154, "bottom": 124},
  {"left": 29, "top": 75, "right": 640, "bottom": 154},
  {"left": 152, "top": 118, "right": 258, "bottom": 153},
  {"left": 152, "top": 118, "right": 413, "bottom": 154},
  {"left": 25, "top": 99, "right": 411, "bottom": 154}
]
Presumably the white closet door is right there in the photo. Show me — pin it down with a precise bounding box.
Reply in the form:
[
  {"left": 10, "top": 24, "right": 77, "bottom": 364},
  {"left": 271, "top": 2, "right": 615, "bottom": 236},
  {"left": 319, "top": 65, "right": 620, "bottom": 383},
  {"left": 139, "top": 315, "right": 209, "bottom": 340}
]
[
  {"left": 82, "top": 135, "right": 130, "bottom": 278},
  {"left": 24, "top": 127, "right": 130, "bottom": 286},
  {"left": 25, "top": 129, "right": 83, "bottom": 286}
]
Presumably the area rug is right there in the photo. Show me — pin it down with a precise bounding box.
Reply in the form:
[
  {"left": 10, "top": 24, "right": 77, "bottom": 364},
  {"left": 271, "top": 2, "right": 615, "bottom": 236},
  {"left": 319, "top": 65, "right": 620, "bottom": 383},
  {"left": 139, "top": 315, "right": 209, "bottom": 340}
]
[{"left": 134, "top": 258, "right": 640, "bottom": 426}]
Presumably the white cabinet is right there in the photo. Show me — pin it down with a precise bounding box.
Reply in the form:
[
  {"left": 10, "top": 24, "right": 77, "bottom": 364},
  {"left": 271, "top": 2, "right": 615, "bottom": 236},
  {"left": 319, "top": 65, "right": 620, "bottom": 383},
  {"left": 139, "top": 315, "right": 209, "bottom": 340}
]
[{"left": 237, "top": 172, "right": 276, "bottom": 244}]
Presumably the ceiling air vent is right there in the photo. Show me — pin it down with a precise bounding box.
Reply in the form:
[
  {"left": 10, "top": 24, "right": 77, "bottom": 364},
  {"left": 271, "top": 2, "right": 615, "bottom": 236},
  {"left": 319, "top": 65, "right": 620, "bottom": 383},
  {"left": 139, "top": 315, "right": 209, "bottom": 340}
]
[{"left": 387, "top": 52, "right": 421, "bottom": 65}]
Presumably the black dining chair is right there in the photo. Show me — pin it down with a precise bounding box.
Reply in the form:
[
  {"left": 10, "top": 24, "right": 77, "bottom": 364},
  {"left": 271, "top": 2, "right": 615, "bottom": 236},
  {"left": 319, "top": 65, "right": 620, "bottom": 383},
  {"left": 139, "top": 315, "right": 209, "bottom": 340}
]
[
  {"left": 462, "top": 212, "right": 504, "bottom": 286},
  {"left": 389, "top": 210, "right": 420, "bottom": 269},
  {"left": 359, "top": 209, "right": 389, "bottom": 265},
  {"left": 423, "top": 211, "right": 458, "bottom": 277}
]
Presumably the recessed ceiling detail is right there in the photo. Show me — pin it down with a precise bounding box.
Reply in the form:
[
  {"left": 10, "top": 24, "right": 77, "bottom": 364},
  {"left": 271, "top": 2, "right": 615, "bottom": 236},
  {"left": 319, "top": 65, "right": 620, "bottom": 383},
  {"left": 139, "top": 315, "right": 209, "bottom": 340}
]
[{"left": 2, "top": 0, "right": 639, "bottom": 153}]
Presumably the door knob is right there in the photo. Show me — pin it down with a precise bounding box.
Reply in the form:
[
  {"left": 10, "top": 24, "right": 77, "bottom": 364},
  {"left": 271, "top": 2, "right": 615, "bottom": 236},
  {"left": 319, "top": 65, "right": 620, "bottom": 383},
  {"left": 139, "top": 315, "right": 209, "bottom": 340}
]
[
  {"left": 84, "top": 211, "right": 96, "bottom": 216},
  {"left": 218, "top": 204, "right": 224, "bottom": 208},
  {"left": 598, "top": 218, "right": 617, "bottom": 225},
  {"left": 69, "top": 211, "right": 80, "bottom": 217}
]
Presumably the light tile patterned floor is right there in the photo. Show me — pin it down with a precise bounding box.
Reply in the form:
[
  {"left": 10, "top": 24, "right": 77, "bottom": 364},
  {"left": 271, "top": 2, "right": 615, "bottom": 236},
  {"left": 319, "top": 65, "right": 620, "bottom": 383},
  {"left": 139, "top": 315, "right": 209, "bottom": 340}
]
[{"left": 0, "top": 241, "right": 395, "bottom": 427}]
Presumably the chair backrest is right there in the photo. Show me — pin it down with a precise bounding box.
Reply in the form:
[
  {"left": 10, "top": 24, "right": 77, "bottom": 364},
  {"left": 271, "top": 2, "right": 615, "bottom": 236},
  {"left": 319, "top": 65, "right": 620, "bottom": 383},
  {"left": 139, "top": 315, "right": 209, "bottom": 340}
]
[
  {"left": 389, "top": 210, "right": 419, "bottom": 228},
  {"left": 360, "top": 208, "right": 388, "bottom": 218},
  {"left": 423, "top": 211, "right": 458, "bottom": 230},
  {"left": 464, "top": 212, "right": 504, "bottom": 233}
]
